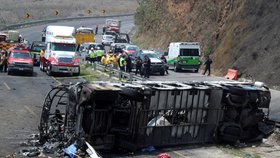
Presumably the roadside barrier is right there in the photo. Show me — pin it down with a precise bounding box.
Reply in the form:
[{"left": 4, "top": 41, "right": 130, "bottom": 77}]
[
  {"left": 224, "top": 68, "right": 238, "bottom": 80},
  {"left": 94, "top": 63, "right": 144, "bottom": 82}
]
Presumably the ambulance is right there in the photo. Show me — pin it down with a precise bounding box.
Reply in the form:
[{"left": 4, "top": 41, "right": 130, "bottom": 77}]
[{"left": 167, "top": 42, "right": 201, "bottom": 72}]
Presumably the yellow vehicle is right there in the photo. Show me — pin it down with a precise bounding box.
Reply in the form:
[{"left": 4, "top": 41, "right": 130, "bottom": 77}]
[
  {"left": 75, "top": 27, "right": 95, "bottom": 45},
  {"left": 0, "top": 30, "right": 23, "bottom": 51}
]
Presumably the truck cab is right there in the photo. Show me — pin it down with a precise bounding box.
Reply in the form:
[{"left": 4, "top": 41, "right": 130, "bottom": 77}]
[
  {"left": 29, "top": 41, "right": 45, "bottom": 65},
  {"left": 167, "top": 42, "right": 201, "bottom": 72},
  {"left": 41, "top": 26, "right": 80, "bottom": 76}
]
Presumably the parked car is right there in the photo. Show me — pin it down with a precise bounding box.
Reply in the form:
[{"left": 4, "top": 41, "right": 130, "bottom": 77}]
[
  {"left": 80, "top": 43, "right": 105, "bottom": 61},
  {"left": 110, "top": 43, "right": 127, "bottom": 55},
  {"left": 114, "top": 33, "right": 130, "bottom": 43},
  {"left": 102, "top": 34, "right": 114, "bottom": 46},
  {"left": 123, "top": 44, "right": 140, "bottom": 56},
  {"left": 103, "top": 31, "right": 118, "bottom": 37},
  {"left": 132, "top": 50, "right": 165, "bottom": 75},
  {"left": 29, "top": 41, "right": 45, "bottom": 65},
  {"left": 7, "top": 47, "right": 33, "bottom": 76}
]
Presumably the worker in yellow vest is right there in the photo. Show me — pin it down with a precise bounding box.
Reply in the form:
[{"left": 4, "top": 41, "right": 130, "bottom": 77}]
[
  {"left": 89, "top": 47, "right": 96, "bottom": 64},
  {"left": 119, "top": 54, "right": 125, "bottom": 71},
  {"left": 112, "top": 54, "right": 118, "bottom": 69},
  {"left": 95, "top": 47, "right": 103, "bottom": 63}
]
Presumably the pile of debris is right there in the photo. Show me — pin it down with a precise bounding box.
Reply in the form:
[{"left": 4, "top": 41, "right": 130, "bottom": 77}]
[{"left": 20, "top": 81, "right": 275, "bottom": 157}]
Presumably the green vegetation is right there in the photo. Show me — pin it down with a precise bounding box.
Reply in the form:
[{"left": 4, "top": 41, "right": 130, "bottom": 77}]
[
  {"left": 219, "top": 146, "right": 261, "bottom": 158},
  {"left": 79, "top": 63, "right": 98, "bottom": 81}
]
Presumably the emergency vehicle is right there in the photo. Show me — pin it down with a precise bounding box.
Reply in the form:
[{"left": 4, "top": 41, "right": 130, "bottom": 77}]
[
  {"left": 0, "top": 30, "right": 24, "bottom": 51},
  {"left": 75, "top": 27, "right": 95, "bottom": 45},
  {"left": 167, "top": 42, "right": 201, "bottom": 72},
  {"left": 40, "top": 25, "right": 80, "bottom": 76},
  {"left": 103, "top": 19, "right": 121, "bottom": 33},
  {"left": 7, "top": 46, "right": 33, "bottom": 76}
]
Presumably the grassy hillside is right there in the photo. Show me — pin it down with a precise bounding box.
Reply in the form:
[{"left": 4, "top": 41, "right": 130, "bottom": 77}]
[{"left": 134, "top": 0, "right": 280, "bottom": 87}]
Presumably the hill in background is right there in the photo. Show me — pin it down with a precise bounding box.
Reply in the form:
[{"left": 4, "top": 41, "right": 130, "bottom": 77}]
[
  {"left": 0, "top": 0, "right": 138, "bottom": 28},
  {"left": 134, "top": 0, "right": 280, "bottom": 88}
]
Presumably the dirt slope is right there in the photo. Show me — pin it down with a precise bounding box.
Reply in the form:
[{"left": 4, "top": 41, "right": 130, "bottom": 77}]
[{"left": 134, "top": 0, "right": 280, "bottom": 88}]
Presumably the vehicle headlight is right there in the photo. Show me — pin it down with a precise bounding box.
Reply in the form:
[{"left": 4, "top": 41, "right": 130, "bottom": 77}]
[{"left": 9, "top": 61, "right": 15, "bottom": 65}]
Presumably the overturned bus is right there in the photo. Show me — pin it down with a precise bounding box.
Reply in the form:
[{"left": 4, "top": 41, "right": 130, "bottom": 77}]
[{"left": 39, "top": 81, "right": 274, "bottom": 153}]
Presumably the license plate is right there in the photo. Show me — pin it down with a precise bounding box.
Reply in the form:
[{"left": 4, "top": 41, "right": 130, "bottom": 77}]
[{"left": 19, "top": 68, "right": 24, "bottom": 70}]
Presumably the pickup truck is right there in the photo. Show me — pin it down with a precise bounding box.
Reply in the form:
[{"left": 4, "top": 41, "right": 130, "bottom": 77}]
[{"left": 7, "top": 47, "right": 33, "bottom": 76}]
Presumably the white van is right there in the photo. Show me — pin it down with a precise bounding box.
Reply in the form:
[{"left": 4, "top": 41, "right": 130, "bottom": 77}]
[{"left": 167, "top": 42, "right": 201, "bottom": 72}]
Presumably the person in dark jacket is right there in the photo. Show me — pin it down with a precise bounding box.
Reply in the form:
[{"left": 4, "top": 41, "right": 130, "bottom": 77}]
[
  {"left": 160, "top": 55, "right": 169, "bottom": 75},
  {"left": 135, "top": 56, "right": 142, "bottom": 76},
  {"left": 143, "top": 55, "right": 151, "bottom": 78},
  {"left": 125, "top": 55, "right": 132, "bottom": 73},
  {"left": 203, "top": 56, "right": 212, "bottom": 76}
]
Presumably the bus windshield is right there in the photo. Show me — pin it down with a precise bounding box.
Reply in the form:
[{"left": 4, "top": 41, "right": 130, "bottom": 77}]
[
  {"left": 180, "top": 49, "right": 199, "bottom": 56},
  {"left": 51, "top": 43, "right": 76, "bottom": 52}
]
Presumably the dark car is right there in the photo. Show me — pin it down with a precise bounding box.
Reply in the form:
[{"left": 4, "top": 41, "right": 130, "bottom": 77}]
[
  {"left": 132, "top": 50, "right": 165, "bottom": 75},
  {"left": 29, "top": 41, "right": 45, "bottom": 65},
  {"left": 110, "top": 43, "right": 127, "bottom": 55}
]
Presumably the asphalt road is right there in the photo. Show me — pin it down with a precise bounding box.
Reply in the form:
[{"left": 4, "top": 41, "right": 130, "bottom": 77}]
[{"left": 0, "top": 15, "right": 280, "bottom": 157}]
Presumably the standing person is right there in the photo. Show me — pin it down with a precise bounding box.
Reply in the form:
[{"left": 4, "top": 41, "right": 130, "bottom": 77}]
[
  {"left": 95, "top": 47, "right": 103, "bottom": 63},
  {"left": 135, "top": 56, "right": 142, "bottom": 76},
  {"left": 203, "top": 56, "right": 212, "bottom": 76},
  {"left": 89, "top": 47, "right": 96, "bottom": 65},
  {"left": 160, "top": 55, "right": 169, "bottom": 75},
  {"left": 143, "top": 55, "right": 151, "bottom": 78},
  {"left": 112, "top": 54, "right": 119, "bottom": 69},
  {"left": 3, "top": 50, "right": 7, "bottom": 72},
  {"left": 119, "top": 55, "right": 125, "bottom": 71},
  {"left": 95, "top": 24, "right": 99, "bottom": 35},
  {"left": 125, "top": 55, "right": 132, "bottom": 73},
  {"left": 0, "top": 50, "right": 3, "bottom": 72}
]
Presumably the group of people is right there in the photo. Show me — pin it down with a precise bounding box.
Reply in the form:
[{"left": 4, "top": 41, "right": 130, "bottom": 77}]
[
  {"left": 88, "top": 47, "right": 104, "bottom": 64},
  {"left": 97, "top": 51, "right": 153, "bottom": 78},
  {"left": 0, "top": 49, "right": 8, "bottom": 73}
]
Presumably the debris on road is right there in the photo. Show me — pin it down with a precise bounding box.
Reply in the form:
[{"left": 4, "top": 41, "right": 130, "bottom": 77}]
[{"left": 19, "top": 81, "right": 275, "bottom": 157}]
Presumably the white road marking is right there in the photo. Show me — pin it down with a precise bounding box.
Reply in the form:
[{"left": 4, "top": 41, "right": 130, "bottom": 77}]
[
  {"left": 3, "top": 82, "right": 11, "bottom": 90},
  {"left": 24, "top": 105, "right": 38, "bottom": 118},
  {"left": 172, "top": 150, "right": 188, "bottom": 158},
  {"left": 52, "top": 76, "right": 62, "bottom": 84}
]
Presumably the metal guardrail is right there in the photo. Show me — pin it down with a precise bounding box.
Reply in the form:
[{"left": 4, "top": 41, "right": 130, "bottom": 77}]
[
  {"left": 1, "top": 13, "right": 134, "bottom": 31},
  {"left": 92, "top": 63, "right": 145, "bottom": 82}
]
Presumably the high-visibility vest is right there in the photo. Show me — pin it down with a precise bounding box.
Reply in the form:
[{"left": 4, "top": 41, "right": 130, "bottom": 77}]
[
  {"left": 96, "top": 50, "right": 103, "bottom": 57},
  {"left": 120, "top": 57, "right": 125, "bottom": 67},
  {"left": 89, "top": 50, "right": 95, "bottom": 58},
  {"left": 112, "top": 56, "right": 118, "bottom": 65}
]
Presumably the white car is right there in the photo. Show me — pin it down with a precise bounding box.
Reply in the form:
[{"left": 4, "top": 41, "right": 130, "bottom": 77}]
[{"left": 102, "top": 35, "right": 114, "bottom": 46}]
